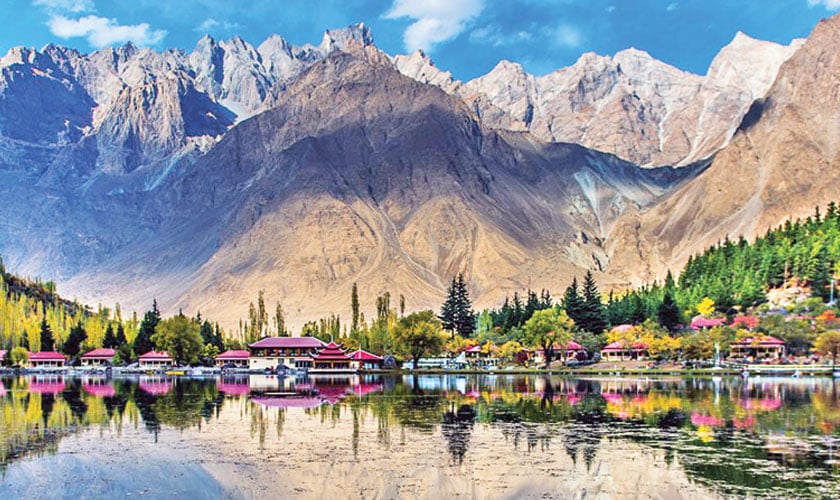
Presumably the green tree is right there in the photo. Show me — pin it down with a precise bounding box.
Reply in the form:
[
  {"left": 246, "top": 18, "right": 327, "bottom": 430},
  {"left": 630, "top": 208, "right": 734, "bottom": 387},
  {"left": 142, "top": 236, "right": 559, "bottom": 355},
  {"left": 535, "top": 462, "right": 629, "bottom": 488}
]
[
  {"left": 578, "top": 271, "right": 607, "bottom": 334},
  {"left": 440, "top": 273, "right": 475, "bottom": 338},
  {"left": 103, "top": 323, "right": 117, "bottom": 349},
  {"left": 351, "top": 282, "right": 360, "bottom": 334},
  {"left": 815, "top": 330, "right": 840, "bottom": 365},
  {"left": 63, "top": 323, "right": 87, "bottom": 357},
  {"left": 39, "top": 318, "right": 55, "bottom": 352},
  {"left": 134, "top": 300, "right": 160, "bottom": 356},
  {"left": 562, "top": 277, "right": 585, "bottom": 325},
  {"left": 658, "top": 271, "right": 682, "bottom": 332},
  {"left": 393, "top": 310, "right": 446, "bottom": 369},
  {"left": 274, "top": 303, "right": 289, "bottom": 336},
  {"left": 9, "top": 347, "right": 28, "bottom": 367},
  {"left": 523, "top": 308, "right": 574, "bottom": 369},
  {"left": 151, "top": 315, "right": 203, "bottom": 366}
]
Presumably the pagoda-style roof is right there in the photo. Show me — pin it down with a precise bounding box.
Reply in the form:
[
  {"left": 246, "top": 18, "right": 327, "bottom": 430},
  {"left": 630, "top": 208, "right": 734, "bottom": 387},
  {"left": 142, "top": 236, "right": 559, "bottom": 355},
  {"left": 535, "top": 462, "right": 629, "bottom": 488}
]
[
  {"left": 601, "top": 340, "right": 648, "bottom": 351},
  {"left": 349, "top": 349, "right": 382, "bottom": 361},
  {"left": 139, "top": 350, "right": 172, "bottom": 360},
  {"left": 731, "top": 336, "right": 785, "bottom": 347},
  {"left": 29, "top": 351, "right": 67, "bottom": 361},
  {"left": 249, "top": 337, "right": 326, "bottom": 349},
  {"left": 217, "top": 349, "right": 250, "bottom": 360},
  {"left": 82, "top": 348, "right": 116, "bottom": 359},
  {"left": 312, "top": 342, "right": 351, "bottom": 361}
]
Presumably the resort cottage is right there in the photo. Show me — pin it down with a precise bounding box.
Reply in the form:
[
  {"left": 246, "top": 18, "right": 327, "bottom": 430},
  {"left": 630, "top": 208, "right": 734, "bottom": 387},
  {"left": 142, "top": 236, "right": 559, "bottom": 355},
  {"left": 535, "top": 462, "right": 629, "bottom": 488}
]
[
  {"left": 216, "top": 350, "right": 250, "bottom": 368},
  {"left": 248, "top": 337, "right": 326, "bottom": 371},
  {"left": 28, "top": 351, "right": 67, "bottom": 369},
  {"left": 600, "top": 341, "right": 650, "bottom": 362},
  {"left": 729, "top": 336, "right": 786, "bottom": 361},
  {"left": 464, "top": 345, "right": 499, "bottom": 369},
  {"left": 311, "top": 342, "right": 353, "bottom": 372},
  {"left": 532, "top": 341, "right": 587, "bottom": 366},
  {"left": 349, "top": 349, "right": 383, "bottom": 371},
  {"left": 138, "top": 350, "right": 173, "bottom": 369},
  {"left": 81, "top": 348, "right": 116, "bottom": 367}
]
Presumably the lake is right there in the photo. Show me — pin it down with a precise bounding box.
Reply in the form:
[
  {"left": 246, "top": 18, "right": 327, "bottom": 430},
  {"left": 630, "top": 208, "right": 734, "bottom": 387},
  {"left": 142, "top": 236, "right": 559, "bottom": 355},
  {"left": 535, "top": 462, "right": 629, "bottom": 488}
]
[{"left": 0, "top": 373, "right": 838, "bottom": 499}]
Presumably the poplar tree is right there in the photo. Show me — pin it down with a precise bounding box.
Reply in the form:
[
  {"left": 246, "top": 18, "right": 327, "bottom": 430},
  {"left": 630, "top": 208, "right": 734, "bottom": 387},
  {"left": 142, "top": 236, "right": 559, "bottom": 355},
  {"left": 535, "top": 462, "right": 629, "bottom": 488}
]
[
  {"left": 351, "top": 283, "right": 360, "bottom": 334},
  {"left": 133, "top": 299, "right": 160, "bottom": 356}
]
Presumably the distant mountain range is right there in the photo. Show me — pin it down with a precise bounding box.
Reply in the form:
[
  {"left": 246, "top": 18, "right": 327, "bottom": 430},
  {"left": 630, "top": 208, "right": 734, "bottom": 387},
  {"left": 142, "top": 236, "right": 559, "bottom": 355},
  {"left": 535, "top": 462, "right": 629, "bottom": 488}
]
[{"left": 0, "top": 16, "right": 836, "bottom": 330}]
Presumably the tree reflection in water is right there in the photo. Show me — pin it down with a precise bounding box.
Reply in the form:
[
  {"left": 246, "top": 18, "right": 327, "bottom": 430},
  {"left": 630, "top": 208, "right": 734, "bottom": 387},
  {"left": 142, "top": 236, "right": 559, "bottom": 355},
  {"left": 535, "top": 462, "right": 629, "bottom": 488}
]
[{"left": 1, "top": 374, "right": 840, "bottom": 497}]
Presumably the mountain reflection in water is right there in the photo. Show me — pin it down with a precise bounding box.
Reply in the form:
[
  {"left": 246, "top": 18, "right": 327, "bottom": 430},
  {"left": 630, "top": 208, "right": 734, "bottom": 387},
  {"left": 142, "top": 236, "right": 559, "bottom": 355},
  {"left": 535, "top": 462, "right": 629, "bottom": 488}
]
[{"left": 0, "top": 374, "right": 839, "bottom": 498}]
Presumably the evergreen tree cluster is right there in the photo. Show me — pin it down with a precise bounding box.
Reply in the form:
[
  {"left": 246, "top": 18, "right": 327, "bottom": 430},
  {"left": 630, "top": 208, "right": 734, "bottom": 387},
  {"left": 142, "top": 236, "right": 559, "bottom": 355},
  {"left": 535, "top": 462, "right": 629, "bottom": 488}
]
[
  {"left": 440, "top": 273, "right": 476, "bottom": 337},
  {"left": 489, "top": 289, "right": 552, "bottom": 331}
]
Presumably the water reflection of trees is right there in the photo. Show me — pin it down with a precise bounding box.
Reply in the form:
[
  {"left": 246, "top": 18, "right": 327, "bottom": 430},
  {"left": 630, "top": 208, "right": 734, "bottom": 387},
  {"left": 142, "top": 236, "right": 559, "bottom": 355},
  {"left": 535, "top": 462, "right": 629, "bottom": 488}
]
[{"left": 0, "top": 376, "right": 232, "bottom": 467}]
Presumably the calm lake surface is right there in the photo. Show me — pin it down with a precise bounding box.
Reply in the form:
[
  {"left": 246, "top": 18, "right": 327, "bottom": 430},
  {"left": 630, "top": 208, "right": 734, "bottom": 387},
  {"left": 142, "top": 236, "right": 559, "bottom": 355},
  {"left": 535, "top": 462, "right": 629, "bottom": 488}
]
[{"left": 0, "top": 373, "right": 838, "bottom": 499}]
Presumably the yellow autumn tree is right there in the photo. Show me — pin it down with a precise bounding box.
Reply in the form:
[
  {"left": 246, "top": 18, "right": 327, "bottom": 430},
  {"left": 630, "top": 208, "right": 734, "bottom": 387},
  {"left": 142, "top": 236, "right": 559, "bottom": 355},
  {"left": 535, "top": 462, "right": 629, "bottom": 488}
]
[{"left": 696, "top": 297, "right": 716, "bottom": 317}]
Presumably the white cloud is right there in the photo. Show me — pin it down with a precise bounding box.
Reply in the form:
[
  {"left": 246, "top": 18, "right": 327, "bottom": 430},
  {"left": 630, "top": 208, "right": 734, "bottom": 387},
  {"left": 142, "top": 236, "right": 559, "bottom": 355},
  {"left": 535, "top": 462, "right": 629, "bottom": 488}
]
[
  {"left": 32, "top": 0, "right": 94, "bottom": 13},
  {"left": 549, "top": 24, "right": 583, "bottom": 49},
  {"left": 194, "top": 18, "right": 241, "bottom": 33},
  {"left": 48, "top": 15, "right": 167, "bottom": 47},
  {"left": 383, "top": 0, "right": 485, "bottom": 53},
  {"left": 666, "top": 2, "right": 679, "bottom": 11},
  {"left": 606, "top": 6, "right": 616, "bottom": 13},
  {"left": 470, "top": 25, "right": 532, "bottom": 47},
  {"left": 809, "top": 0, "right": 840, "bottom": 9}
]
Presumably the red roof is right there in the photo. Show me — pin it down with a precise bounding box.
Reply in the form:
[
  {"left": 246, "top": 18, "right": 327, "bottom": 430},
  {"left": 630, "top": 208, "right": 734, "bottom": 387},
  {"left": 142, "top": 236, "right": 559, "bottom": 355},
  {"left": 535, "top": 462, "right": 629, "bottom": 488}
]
[
  {"left": 611, "top": 324, "right": 635, "bottom": 333},
  {"left": 0, "top": 350, "right": 6, "bottom": 361},
  {"left": 349, "top": 349, "right": 383, "bottom": 361},
  {"left": 217, "top": 381, "right": 250, "bottom": 395},
  {"left": 691, "top": 317, "right": 727, "bottom": 329},
  {"left": 217, "top": 350, "right": 250, "bottom": 360},
  {"left": 139, "top": 350, "right": 172, "bottom": 360},
  {"left": 601, "top": 340, "right": 648, "bottom": 351},
  {"left": 29, "top": 351, "right": 67, "bottom": 361},
  {"left": 83, "top": 382, "right": 116, "bottom": 397},
  {"left": 249, "top": 337, "right": 326, "bottom": 349},
  {"left": 82, "top": 348, "right": 116, "bottom": 359},
  {"left": 312, "top": 342, "right": 351, "bottom": 361},
  {"left": 250, "top": 396, "right": 323, "bottom": 409},
  {"left": 731, "top": 336, "right": 785, "bottom": 347},
  {"left": 466, "top": 345, "right": 482, "bottom": 353},
  {"left": 29, "top": 379, "right": 66, "bottom": 394},
  {"left": 139, "top": 379, "right": 172, "bottom": 395}
]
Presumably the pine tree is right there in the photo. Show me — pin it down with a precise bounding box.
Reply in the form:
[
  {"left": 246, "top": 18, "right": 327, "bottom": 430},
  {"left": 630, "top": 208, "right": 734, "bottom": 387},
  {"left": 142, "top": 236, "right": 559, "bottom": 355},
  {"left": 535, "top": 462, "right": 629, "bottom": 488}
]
[
  {"left": 658, "top": 271, "right": 682, "bottom": 332},
  {"left": 454, "top": 273, "right": 476, "bottom": 337},
  {"left": 578, "top": 271, "right": 607, "bottom": 334},
  {"left": 562, "top": 277, "right": 585, "bottom": 325},
  {"left": 40, "top": 318, "right": 55, "bottom": 352},
  {"left": 440, "top": 276, "right": 458, "bottom": 334},
  {"left": 103, "top": 323, "right": 117, "bottom": 349},
  {"left": 133, "top": 299, "right": 160, "bottom": 356},
  {"left": 115, "top": 323, "right": 127, "bottom": 346},
  {"left": 63, "top": 323, "right": 86, "bottom": 357}
]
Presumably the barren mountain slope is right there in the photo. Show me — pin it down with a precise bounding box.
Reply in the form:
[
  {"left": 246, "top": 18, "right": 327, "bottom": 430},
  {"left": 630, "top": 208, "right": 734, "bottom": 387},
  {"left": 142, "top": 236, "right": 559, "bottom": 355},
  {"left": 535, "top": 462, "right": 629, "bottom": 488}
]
[
  {"left": 609, "top": 14, "right": 840, "bottom": 283},
  {"left": 63, "top": 52, "right": 692, "bottom": 329}
]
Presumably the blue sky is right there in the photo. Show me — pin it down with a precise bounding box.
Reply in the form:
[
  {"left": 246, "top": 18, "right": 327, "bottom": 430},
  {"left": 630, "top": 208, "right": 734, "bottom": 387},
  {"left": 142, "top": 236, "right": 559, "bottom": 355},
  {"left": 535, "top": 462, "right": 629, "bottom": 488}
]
[{"left": 2, "top": 0, "right": 838, "bottom": 80}]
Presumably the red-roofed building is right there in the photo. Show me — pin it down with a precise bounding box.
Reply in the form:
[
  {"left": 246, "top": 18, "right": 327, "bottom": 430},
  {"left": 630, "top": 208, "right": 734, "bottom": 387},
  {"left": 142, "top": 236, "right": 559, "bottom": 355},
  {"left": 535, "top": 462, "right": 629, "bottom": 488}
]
[
  {"left": 28, "top": 351, "right": 67, "bottom": 369},
  {"left": 349, "top": 349, "right": 383, "bottom": 371},
  {"left": 0, "top": 350, "right": 6, "bottom": 364},
  {"left": 690, "top": 317, "right": 727, "bottom": 330},
  {"left": 248, "top": 336, "right": 326, "bottom": 371},
  {"left": 729, "top": 336, "right": 785, "bottom": 360},
  {"left": 600, "top": 341, "right": 649, "bottom": 362},
  {"left": 311, "top": 342, "right": 353, "bottom": 372},
  {"left": 81, "top": 348, "right": 116, "bottom": 367},
  {"left": 138, "top": 350, "right": 173, "bottom": 369},
  {"left": 532, "top": 341, "right": 587, "bottom": 366},
  {"left": 216, "top": 350, "right": 250, "bottom": 368}
]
